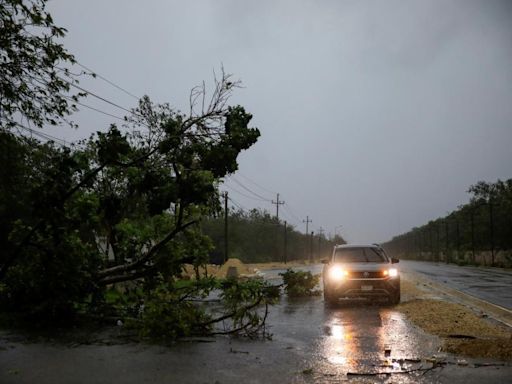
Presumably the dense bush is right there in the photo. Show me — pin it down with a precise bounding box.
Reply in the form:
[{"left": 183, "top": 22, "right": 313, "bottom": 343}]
[{"left": 279, "top": 269, "right": 321, "bottom": 297}]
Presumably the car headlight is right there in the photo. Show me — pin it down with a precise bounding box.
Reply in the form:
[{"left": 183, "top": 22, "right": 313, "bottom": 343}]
[
  {"left": 329, "top": 265, "right": 348, "bottom": 280},
  {"left": 388, "top": 268, "right": 398, "bottom": 277}
]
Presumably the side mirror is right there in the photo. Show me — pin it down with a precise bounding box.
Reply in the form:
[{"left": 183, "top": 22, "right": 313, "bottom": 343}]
[
  {"left": 321, "top": 259, "right": 329, "bottom": 264},
  {"left": 391, "top": 258, "right": 399, "bottom": 264}
]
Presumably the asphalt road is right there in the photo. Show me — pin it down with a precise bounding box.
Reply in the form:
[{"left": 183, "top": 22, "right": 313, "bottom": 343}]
[
  {"left": 399, "top": 260, "right": 512, "bottom": 310},
  {"left": 2, "top": 270, "right": 511, "bottom": 383}
]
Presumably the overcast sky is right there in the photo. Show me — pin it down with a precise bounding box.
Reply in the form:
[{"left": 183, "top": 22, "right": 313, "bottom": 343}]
[{"left": 46, "top": 0, "right": 512, "bottom": 243}]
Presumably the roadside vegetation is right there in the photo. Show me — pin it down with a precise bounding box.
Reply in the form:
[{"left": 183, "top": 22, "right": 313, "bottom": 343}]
[
  {"left": 0, "top": 1, "right": 330, "bottom": 340},
  {"left": 279, "top": 269, "right": 321, "bottom": 297},
  {"left": 384, "top": 179, "right": 512, "bottom": 267},
  {"left": 0, "top": 0, "right": 281, "bottom": 340}
]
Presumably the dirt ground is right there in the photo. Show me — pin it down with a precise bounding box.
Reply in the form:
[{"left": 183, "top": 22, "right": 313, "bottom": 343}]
[{"left": 399, "top": 273, "right": 512, "bottom": 360}]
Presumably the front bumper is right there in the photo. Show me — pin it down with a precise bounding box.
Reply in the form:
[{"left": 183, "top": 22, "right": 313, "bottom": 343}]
[{"left": 325, "top": 276, "right": 400, "bottom": 299}]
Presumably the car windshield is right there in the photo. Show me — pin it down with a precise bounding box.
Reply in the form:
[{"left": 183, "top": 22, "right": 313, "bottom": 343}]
[{"left": 333, "top": 247, "right": 387, "bottom": 263}]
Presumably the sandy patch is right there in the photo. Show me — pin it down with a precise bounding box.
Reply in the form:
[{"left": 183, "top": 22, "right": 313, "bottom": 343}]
[
  {"left": 398, "top": 273, "right": 512, "bottom": 360},
  {"left": 215, "top": 258, "right": 255, "bottom": 278},
  {"left": 181, "top": 258, "right": 257, "bottom": 279}
]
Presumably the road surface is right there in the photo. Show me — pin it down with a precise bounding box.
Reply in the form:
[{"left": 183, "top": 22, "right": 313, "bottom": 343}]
[
  {"left": 400, "top": 260, "right": 512, "bottom": 310},
  {"left": 2, "top": 267, "right": 511, "bottom": 383}
]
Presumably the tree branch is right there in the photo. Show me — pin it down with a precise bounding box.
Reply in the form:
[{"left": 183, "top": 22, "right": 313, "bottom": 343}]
[{"left": 97, "top": 219, "right": 197, "bottom": 279}]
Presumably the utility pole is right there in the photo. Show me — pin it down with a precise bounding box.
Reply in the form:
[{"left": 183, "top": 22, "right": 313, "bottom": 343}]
[
  {"left": 271, "top": 193, "right": 285, "bottom": 221},
  {"left": 284, "top": 221, "right": 288, "bottom": 264},
  {"left": 436, "top": 223, "right": 440, "bottom": 262},
  {"left": 303, "top": 216, "right": 312, "bottom": 236},
  {"left": 224, "top": 191, "right": 228, "bottom": 263},
  {"left": 310, "top": 231, "right": 314, "bottom": 262},
  {"left": 470, "top": 209, "right": 475, "bottom": 264},
  {"left": 489, "top": 196, "right": 495, "bottom": 266},
  {"left": 303, "top": 216, "right": 312, "bottom": 261},
  {"left": 445, "top": 220, "right": 449, "bottom": 264},
  {"left": 318, "top": 227, "right": 324, "bottom": 260}
]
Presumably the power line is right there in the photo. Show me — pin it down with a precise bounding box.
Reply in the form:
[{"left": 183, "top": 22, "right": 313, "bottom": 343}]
[
  {"left": 12, "top": 122, "right": 70, "bottom": 147},
  {"left": 227, "top": 196, "right": 245, "bottom": 211},
  {"left": 236, "top": 172, "right": 277, "bottom": 195},
  {"left": 62, "top": 77, "right": 138, "bottom": 117},
  {"left": 229, "top": 176, "right": 272, "bottom": 201},
  {"left": 223, "top": 183, "right": 270, "bottom": 202},
  {"left": 74, "top": 61, "right": 140, "bottom": 100},
  {"left": 283, "top": 202, "right": 302, "bottom": 222},
  {"left": 62, "top": 95, "right": 127, "bottom": 122}
]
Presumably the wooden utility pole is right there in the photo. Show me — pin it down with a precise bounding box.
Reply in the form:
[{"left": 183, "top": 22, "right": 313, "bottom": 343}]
[
  {"left": 445, "top": 220, "right": 449, "bottom": 264},
  {"left": 309, "top": 231, "right": 314, "bottom": 262},
  {"left": 303, "top": 216, "right": 312, "bottom": 261},
  {"left": 271, "top": 193, "right": 285, "bottom": 221},
  {"left": 284, "top": 221, "right": 288, "bottom": 264},
  {"left": 489, "top": 196, "right": 495, "bottom": 266},
  {"left": 224, "top": 191, "right": 228, "bottom": 263},
  {"left": 318, "top": 227, "right": 324, "bottom": 259},
  {"left": 303, "top": 216, "right": 312, "bottom": 235}
]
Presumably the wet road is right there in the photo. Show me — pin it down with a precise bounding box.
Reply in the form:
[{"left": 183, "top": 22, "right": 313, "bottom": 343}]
[
  {"left": 2, "top": 285, "right": 511, "bottom": 383},
  {"left": 400, "top": 260, "right": 512, "bottom": 310},
  {"left": 0, "top": 296, "right": 440, "bottom": 384}
]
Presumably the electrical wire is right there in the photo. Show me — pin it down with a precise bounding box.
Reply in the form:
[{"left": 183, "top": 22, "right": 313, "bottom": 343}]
[
  {"left": 229, "top": 177, "right": 272, "bottom": 201},
  {"left": 60, "top": 77, "right": 138, "bottom": 117},
  {"left": 235, "top": 172, "right": 277, "bottom": 195},
  {"left": 283, "top": 202, "right": 303, "bottom": 222},
  {"left": 227, "top": 196, "right": 245, "bottom": 211},
  {"left": 12, "top": 122, "right": 70, "bottom": 147},
  {"left": 62, "top": 95, "right": 127, "bottom": 122},
  {"left": 74, "top": 61, "right": 140, "bottom": 100},
  {"left": 223, "top": 182, "right": 270, "bottom": 202}
]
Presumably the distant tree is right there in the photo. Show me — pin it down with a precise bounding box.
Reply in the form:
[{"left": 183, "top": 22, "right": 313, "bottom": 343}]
[
  {"left": 384, "top": 179, "right": 512, "bottom": 265},
  {"left": 0, "top": 0, "right": 83, "bottom": 131}
]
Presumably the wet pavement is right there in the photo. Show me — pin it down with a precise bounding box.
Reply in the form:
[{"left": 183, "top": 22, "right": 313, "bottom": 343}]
[
  {"left": 400, "top": 260, "right": 512, "bottom": 310},
  {"left": 2, "top": 287, "right": 511, "bottom": 383}
]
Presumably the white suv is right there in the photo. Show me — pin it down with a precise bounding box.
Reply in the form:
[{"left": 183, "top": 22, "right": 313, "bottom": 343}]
[{"left": 322, "top": 244, "right": 400, "bottom": 305}]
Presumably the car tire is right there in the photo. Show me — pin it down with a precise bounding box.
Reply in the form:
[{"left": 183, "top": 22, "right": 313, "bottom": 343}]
[
  {"left": 324, "top": 287, "right": 338, "bottom": 306},
  {"left": 389, "top": 289, "right": 400, "bottom": 305}
]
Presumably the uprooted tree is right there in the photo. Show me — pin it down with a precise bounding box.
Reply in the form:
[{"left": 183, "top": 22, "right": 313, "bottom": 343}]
[
  {"left": 1, "top": 0, "right": 276, "bottom": 338},
  {"left": 0, "top": 72, "right": 264, "bottom": 328}
]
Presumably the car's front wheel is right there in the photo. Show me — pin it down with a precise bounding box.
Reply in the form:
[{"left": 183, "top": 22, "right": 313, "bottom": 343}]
[
  {"left": 324, "top": 286, "right": 338, "bottom": 306},
  {"left": 389, "top": 289, "right": 401, "bottom": 305}
]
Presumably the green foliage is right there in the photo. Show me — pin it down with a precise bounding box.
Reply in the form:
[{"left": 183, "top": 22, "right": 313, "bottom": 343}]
[
  {"left": 279, "top": 269, "right": 321, "bottom": 297},
  {"left": 130, "top": 277, "right": 277, "bottom": 340},
  {"left": 0, "top": 133, "right": 101, "bottom": 321},
  {"left": 0, "top": 71, "right": 260, "bottom": 321},
  {"left": 0, "top": 0, "right": 84, "bottom": 130},
  {"left": 136, "top": 281, "right": 214, "bottom": 340},
  {"left": 1, "top": 1, "right": 263, "bottom": 327}
]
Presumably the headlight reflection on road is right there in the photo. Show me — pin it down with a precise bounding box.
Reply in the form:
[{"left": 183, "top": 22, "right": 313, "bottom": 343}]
[{"left": 324, "top": 321, "right": 356, "bottom": 368}]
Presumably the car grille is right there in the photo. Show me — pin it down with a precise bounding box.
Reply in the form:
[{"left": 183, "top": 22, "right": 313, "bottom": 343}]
[{"left": 349, "top": 271, "right": 384, "bottom": 279}]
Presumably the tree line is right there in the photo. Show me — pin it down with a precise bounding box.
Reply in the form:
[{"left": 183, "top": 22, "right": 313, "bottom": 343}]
[
  {"left": 202, "top": 208, "right": 345, "bottom": 264},
  {"left": 383, "top": 179, "right": 512, "bottom": 267}
]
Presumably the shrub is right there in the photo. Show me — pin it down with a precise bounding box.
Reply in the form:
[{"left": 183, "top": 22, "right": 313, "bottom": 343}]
[{"left": 279, "top": 269, "right": 321, "bottom": 297}]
